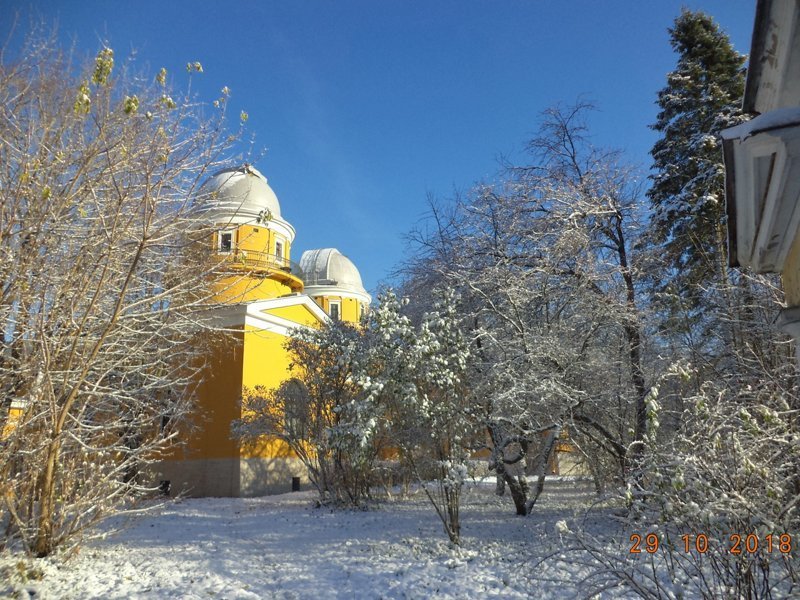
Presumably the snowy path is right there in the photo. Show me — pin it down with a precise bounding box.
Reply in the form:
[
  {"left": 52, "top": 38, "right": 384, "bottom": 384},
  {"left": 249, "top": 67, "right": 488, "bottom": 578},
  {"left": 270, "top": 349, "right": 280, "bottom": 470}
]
[{"left": 2, "top": 479, "right": 618, "bottom": 599}]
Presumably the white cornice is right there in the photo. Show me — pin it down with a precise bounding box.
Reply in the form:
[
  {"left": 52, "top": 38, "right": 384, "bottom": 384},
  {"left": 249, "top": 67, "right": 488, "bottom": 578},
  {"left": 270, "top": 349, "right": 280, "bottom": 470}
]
[
  {"left": 207, "top": 295, "right": 329, "bottom": 336},
  {"left": 304, "top": 284, "right": 372, "bottom": 305}
]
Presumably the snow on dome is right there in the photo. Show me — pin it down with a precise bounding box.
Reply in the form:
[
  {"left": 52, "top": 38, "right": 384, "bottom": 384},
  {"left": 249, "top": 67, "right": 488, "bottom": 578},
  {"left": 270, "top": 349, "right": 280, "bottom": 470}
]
[
  {"left": 196, "top": 164, "right": 282, "bottom": 224},
  {"left": 300, "top": 248, "right": 370, "bottom": 301}
]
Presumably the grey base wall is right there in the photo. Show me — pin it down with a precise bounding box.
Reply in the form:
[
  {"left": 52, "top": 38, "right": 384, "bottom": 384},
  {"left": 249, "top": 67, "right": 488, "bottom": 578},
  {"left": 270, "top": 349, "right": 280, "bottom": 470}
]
[
  {"left": 155, "top": 457, "right": 310, "bottom": 498},
  {"left": 240, "top": 457, "right": 309, "bottom": 496}
]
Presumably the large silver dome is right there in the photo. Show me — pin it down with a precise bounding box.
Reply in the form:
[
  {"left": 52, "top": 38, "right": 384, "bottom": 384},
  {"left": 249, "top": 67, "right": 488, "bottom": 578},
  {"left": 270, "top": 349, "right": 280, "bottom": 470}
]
[{"left": 196, "top": 164, "right": 282, "bottom": 223}]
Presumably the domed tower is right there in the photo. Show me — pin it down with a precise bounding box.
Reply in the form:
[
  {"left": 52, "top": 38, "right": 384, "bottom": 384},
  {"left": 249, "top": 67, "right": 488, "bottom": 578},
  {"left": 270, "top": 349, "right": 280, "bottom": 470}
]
[
  {"left": 196, "top": 165, "right": 303, "bottom": 302},
  {"left": 159, "top": 165, "right": 329, "bottom": 498},
  {"left": 299, "top": 248, "right": 371, "bottom": 323}
]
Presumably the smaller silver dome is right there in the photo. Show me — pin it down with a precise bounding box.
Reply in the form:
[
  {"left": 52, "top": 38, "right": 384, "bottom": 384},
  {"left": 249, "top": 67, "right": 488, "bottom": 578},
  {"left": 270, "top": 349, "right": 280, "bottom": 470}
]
[
  {"left": 196, "top": 164, "right": 281, "bottom": 223},
  {"left": 300, "top": 248, "right": 371, "bottom": 302}
]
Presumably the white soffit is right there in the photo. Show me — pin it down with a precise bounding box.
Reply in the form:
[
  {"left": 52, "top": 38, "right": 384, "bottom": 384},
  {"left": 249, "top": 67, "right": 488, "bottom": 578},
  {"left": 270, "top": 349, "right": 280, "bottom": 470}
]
[{"left": 724, "top": 115, "right": 800, "bottom": 272}]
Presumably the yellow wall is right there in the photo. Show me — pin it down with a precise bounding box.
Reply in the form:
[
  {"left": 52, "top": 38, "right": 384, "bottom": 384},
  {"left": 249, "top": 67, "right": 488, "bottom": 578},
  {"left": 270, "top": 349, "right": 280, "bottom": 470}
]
[
  {"left": 266, "top": 304, "right": 323, "bottom": 328},
  {"left": 783, "top": 233, "right": 800, "bottom": 306},
  {"left": 239, "top": 324, "right": 298, "bottom": 459},
  {"left": 233, "top": 224, "right": 291, "bottom": 261},
  {"left": 214, "top": 225, "right": 291, "bottom": 261},
  {"left": 170, "top": 303, "right": 326, "bottom": 465},
  {"left": 1, "top": 406, "right": 23, "bottom": 440},
  {"left": 178, "top": 329, "right": 245, "bottom": 461},
  {"left": 173, "top": 222, "right": 315, "bottom": 471},
  {"left": 242, "top": 326, "right": 295, "bottom": 391},
  {"left": 311, "top": 295, "right": 364, "bottom": 324},
  {"left": 210, "top": 221, "right": 303, "bottom": 303},
  {"left": 213, "top": 274, "right": 295, "bottom": 304}
]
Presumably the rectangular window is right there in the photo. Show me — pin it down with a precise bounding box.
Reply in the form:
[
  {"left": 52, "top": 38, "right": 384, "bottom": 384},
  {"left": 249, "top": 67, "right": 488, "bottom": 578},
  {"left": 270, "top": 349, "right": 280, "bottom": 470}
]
[
  {"left": 218, "top": 231, "right": 233, "bottom": 253},
  {"left": 275, "top": 241, "right": 283, "bottom": 260},
  {"left": 329, "top": 300, "right": 341, "bottom": 321}
]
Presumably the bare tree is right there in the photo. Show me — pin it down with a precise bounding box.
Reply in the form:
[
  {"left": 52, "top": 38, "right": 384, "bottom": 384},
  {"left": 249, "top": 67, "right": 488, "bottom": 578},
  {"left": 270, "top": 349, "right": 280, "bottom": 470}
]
[
  {"left": 0, "top": 31, "right": 238, "bottom": 556},
  {"left": 401, "top": 102, "right": 653, "bottom": 513}
]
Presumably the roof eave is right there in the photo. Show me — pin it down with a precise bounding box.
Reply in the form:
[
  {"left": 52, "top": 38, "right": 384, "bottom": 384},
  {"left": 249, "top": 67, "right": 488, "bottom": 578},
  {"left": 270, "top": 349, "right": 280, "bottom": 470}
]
[
  {"left": 722, "top": 137, "right": 741, "bottom": 268},
  {"left": 743, "top": 0, "right": 774, "bottom": 115}
]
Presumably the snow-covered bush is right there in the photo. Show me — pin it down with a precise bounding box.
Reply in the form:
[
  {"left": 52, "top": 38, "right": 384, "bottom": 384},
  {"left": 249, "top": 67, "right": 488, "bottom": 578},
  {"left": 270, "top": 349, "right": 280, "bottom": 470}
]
[
  {"left": 632, "top": 366, "right": 800, "bottom": 599},
  {"left": 363, "top": 289, "right": 475, "bottom": 544},
  {"left": 235, "top": 320, "right": 380, "bottom": 507},
  {"left": 572, "top": 362, "right": 799, "bottom": 599}
]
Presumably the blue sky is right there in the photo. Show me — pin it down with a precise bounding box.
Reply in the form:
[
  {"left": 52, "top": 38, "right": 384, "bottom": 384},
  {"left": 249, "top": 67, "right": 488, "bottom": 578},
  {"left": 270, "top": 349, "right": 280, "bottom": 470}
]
[{"left": 7, "top": 1, "right": 756, "bottom": 293}]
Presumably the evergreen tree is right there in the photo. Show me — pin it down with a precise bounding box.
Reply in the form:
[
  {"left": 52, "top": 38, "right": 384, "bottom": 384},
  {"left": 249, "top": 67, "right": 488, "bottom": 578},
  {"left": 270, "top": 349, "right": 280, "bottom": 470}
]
[{"left": 647, "top": 10, "right": 746, "bottom": 303}]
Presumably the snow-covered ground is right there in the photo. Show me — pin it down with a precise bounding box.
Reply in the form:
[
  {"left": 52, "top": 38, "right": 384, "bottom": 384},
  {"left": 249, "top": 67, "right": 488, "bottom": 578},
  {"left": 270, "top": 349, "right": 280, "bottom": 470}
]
[{"left": 2, "top": 479, "right": 628, "bottom": 599}]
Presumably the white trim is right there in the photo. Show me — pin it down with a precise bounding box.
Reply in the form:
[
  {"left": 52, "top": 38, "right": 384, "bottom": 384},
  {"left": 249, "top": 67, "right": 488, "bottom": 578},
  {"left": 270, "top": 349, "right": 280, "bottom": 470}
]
[
  {"left": 205, "top": 295, "right": 329, "bottom": 335},
  {"left": 243, "top": 315, "right": 296, "bottom": 337},
  {"left": 217, "top": 229, "right": 235, "bottom": 254},
  {"left": 265, "top": 216, "right": 296, "bottom": 243},
  {"left": 725, "top": 122, "right": 800, "bottom": 272},
  {"left": 304, "top": 284, "right": 371, "bottom": 305}
]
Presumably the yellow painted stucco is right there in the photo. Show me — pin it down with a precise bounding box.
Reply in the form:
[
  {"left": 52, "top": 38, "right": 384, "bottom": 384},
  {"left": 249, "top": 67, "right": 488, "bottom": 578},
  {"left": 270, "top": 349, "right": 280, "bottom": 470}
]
[
  {"left": 216, "top": 224, "right": 292, "bottom": 262},
  {"left": 783, "top": 233, "right": 800, "bottom": 306},
  {"left": 180, "top": 329, "right": 245, "bottom": 461},
  {"left": 1, "top": 406, "right": 23, "bottom": 440},
  {"left": 265, "top": 304, "right": 324, "bottom": 328},
  {"left": 212, "top": 275, "right": 296, "bottom": 304},
  {"left": 239, "top": 325, "right": 298, "bottom": 460},
  {"left": 210, "top": 223, "right": 303, "bottom": 304},
  {"left": 311, "top": 295, "right": 366, "bottom": 323},
  {"left": 242, "top": 325, "right": 295, "bottom": 391}
]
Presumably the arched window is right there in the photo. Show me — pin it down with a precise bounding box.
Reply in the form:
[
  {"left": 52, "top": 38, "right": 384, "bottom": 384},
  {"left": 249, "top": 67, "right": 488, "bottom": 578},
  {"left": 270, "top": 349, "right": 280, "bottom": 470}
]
[{"left": 281, "top": 378, "right": 309, "bottom": 439}]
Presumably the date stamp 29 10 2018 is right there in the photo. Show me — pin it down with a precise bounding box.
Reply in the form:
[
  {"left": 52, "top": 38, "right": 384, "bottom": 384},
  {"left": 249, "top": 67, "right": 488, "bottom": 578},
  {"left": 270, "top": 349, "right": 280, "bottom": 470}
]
[{"left": 629, "top": 533, "right": 793, "bottom": 555}]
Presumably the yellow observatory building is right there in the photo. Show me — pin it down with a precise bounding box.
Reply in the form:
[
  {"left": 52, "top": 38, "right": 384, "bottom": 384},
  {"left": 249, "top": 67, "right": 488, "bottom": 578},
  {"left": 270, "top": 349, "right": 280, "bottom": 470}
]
[{"left": 157, "top": 165, "right": 371, "bottom": 497}]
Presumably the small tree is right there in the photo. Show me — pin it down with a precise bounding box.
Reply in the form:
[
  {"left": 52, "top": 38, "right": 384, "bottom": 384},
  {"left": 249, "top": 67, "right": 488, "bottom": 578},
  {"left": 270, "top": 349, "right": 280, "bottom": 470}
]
[
  {"left": 0, "top": 31, "right": 237, "bottom": 556},
  {"left": 363, "top": 290, "right": 474, "bottom": 544}
]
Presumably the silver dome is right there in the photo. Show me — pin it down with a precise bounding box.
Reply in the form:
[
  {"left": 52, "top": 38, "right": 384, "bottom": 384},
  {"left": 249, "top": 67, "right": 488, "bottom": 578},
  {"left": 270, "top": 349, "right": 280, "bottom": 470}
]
[
  {"left": 300, "top": 248, "right": 370, "bottom": 301},
  {"left": 196, "top": 164, "right": 282, "bottom": 223}
]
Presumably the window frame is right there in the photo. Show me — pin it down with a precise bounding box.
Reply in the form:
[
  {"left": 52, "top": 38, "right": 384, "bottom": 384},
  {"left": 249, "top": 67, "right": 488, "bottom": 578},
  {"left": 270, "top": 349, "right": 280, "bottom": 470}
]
[
  {"left": 328, "top": 300, "right": 341, "bottom": 321},
  {"left": 218, "top": 229, "right": 234, "bottom": 254}
]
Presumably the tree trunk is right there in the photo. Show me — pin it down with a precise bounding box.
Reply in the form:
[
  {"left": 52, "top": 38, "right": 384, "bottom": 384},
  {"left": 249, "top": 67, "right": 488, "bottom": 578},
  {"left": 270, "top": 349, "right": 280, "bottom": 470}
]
[
  {"left": 34, "top": 437, "right": 61, "bottom": 557},
  {"left": 614, "top": 217, "right": 647, "bottom": 475},
  {"left": 503, "top": 471, "right": 529, "bottom": 516},
  {"left": 525, "top": 426, "right": 560, "bottom": 514}
]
